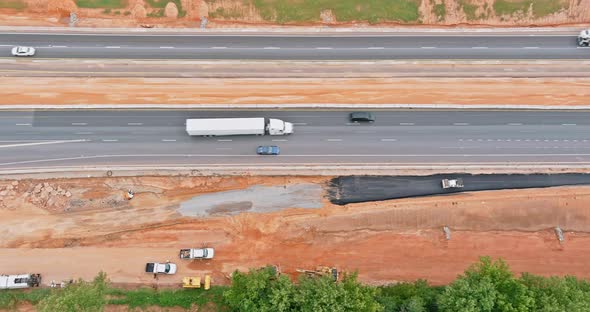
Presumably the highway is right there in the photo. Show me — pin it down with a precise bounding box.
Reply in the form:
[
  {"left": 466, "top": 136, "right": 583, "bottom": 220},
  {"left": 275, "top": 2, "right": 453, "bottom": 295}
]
[
  {"left": 0, "top": 33, "right": 587, "bottom": 60},
  {"left": 2, "top": 110, "right": 590, "bottom": 170}
]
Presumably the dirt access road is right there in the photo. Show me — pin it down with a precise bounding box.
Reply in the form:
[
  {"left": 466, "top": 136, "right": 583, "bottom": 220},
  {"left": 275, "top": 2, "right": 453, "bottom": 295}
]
[
  {"left": 2, "top": 77, "right": 590, "bottom": 106},
  {"left": 0, "top": 175, "right": 589, "bottom": 286}
]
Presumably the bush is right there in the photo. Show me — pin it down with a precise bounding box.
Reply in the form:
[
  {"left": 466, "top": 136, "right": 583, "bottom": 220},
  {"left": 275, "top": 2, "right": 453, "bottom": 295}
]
[{"left": 37, "top": 272, "right": 109, "bottom": 312}]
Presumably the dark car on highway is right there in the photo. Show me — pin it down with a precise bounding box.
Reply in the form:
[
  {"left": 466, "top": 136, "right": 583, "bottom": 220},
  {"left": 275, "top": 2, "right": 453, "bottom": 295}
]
[
  {"left": 350, "top": 112, "right": 375, "bottom": 122},
  {"left": 257, "top": 146, "right": 280, "bottom": 155}
]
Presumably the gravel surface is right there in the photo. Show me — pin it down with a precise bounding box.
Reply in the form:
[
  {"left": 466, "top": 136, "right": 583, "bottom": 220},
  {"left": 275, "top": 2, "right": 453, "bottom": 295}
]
[{"left": 177, "top": 183, "right": 323, "bottom": 217}]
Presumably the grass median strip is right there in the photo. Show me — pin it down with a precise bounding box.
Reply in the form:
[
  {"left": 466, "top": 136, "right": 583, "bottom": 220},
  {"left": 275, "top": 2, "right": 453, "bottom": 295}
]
[
  {"left": 246, "top": 0, "right": 420, "bottom": 24},
  {"left": 76, "top": 0, "right": 127, "bottom": 9},
  {"left": 0, "top": 0, "right": 26, "bottom": 10}
]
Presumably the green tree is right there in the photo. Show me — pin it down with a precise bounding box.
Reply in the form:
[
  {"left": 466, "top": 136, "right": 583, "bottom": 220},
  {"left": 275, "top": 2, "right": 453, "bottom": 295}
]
[
  {"left": 223, "top": 266, "right": 295, "bottom": 312},
  {"left": 521, "top": 273, "right": 590, "bottom": 312},
  {"left": 377, "top": 280, "right": 441, "bottom": 312},
  {"left": 37, "top": 272, "right": 109, "bottom": 312},
  {"left": 437, "top": 257, "right": 534, "bottom": 312},
  {"left": 293, "top": 273, "right": 382, "bottom": 312}
]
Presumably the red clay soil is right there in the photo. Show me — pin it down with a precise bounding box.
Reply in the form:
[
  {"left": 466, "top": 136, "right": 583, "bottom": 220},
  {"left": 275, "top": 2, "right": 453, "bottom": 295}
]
[
  {"left": 0, "top": 176, "right": 589, "bottom": 286},
  {"left": 2, "top": 77, "right": 590, "bottom": 106}
]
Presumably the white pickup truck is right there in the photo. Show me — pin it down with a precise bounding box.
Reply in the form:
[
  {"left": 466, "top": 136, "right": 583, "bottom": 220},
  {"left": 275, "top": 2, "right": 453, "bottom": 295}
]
[
  {"left": 145, "top": 262, "right": 177, "bottom": 275},
  {"left": 0, "top": 274, "right": 41, "bottom": 289},
  {"left": 441, "top": 178, "right": 464, "bottom": 189},
  {"left": 180, "top": 248, "right": 214, "bottom": 259}
]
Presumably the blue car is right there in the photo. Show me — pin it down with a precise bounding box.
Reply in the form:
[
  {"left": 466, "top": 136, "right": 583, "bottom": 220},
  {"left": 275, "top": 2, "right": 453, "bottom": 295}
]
[{"left": 257, "top": 146, "right": 280, "bottom": 155}]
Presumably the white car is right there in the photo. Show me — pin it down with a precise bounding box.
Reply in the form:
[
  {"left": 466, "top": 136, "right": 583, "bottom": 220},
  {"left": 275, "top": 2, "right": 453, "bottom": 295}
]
[
  {"left": 11, "top": 46, "right": 36, "bottom": 57},
  {"left": 145, "top": 262, "right": 177, "bottom": 275}
]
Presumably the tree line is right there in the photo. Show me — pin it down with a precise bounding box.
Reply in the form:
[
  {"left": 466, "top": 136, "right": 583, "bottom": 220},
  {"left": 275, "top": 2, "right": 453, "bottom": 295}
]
[{"left": 29, "top": 256, "right": 590, "bottom": 311}]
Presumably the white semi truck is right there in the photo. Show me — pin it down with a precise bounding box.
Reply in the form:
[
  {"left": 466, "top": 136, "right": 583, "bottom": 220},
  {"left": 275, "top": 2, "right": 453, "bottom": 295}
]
[
  {"left": 186, "top": 118, "right": 294, "bottom": 136},
  {"left": 0, "top": 274, "right": 41, "bottom": 289}
]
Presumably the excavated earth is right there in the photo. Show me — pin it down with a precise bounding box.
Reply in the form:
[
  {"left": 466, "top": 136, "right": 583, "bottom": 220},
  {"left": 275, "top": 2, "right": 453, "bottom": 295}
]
[{"left": 0, "top": 175, "right": 589, "bottom": 287}]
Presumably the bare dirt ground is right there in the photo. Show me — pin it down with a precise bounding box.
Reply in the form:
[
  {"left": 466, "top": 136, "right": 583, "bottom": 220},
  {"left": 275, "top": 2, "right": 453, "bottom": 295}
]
[
  {"left": 0, "top": 175, "right": 590, "bottom": 287},
  {"left": 1, "top": 77, "right": 589, "bottom": 106}
]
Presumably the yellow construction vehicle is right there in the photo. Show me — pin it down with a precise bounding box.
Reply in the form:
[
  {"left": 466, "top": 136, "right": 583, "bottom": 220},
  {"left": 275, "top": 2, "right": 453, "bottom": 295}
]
[
  {"left": 182, "top": 275, "right": 212, "bottom": 289},
  {"left": 182, "top": 276, "right": 201, "bottom": 288}
]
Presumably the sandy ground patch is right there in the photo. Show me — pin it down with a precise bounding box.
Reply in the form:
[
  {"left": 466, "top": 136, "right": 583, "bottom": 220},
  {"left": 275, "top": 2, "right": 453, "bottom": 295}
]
[
  {"left": 1, "top": 77, "right": 589, "bottom": 106},
  {"left": 1, "top": 175, "right": 590, "bottom": 286}
]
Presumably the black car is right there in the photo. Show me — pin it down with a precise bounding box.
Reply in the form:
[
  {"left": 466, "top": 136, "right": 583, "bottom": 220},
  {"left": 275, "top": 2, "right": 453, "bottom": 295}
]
[{"left": 350, "top": 112, "right": 376, "bottom": 122}]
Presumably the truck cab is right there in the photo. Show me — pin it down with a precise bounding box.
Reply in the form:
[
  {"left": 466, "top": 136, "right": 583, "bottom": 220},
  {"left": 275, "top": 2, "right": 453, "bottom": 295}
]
[
  {"left": 267, "top": 119, "right": 294, "bottom": 135},
  {"left": 578, "top": 29, "right": 590, "bottom": 47}
]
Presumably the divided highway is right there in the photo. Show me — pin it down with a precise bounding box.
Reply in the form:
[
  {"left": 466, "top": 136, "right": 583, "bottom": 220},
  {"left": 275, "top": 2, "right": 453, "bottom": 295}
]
[
  {"left": 0, "top": 33, "right": 587, "bottom": 60},
  {"left": 2, "top": 110, "right": 590, "bottom": 170}
]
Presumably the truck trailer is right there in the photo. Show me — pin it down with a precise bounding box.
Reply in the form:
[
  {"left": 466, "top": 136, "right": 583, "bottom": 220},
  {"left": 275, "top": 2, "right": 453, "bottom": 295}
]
[
  {"left": 0, "top": 274, "right": 41, "bottom": 289},
  {"left": 186, "top": 118, "right": 294, "bottom": 136}
]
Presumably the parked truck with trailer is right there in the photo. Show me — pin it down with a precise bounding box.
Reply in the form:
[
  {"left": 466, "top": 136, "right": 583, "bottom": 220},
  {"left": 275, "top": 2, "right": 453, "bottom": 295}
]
[
  {"left": 180, "top": 248, "right": 214, "bottom": 259},
  {"left": 185, "top": 118, "right": 293, "bottom": 137},
  {"left": 0, "top": 274, "right": 41, "bottom": 289}
]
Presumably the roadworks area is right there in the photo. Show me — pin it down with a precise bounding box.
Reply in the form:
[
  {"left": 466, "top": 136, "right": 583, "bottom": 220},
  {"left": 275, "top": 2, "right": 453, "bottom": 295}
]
[
  {"left": 2, "top": 77, "right": 590, "bottom": 106},
  {"left": 0, "top": 175, "right": 589, "bottom": 287}
]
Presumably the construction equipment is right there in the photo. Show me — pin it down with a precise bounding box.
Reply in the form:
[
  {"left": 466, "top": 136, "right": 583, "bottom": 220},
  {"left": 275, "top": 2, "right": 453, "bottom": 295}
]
[
  {"left": 441, "top": 178, "right": 464, "bottom": 189},
  {"left": 204, "top": 275, "right": 211, "bottom": 290},
  {"left": 182, "top": 276, "right": 201, "bottom": 288},
  {"left": 578, "top": 29, "right": 590, "bottom": 47},
  {"left": 182, "top": 275, "right": 212, "bottom": 289},
  {"left": 296, "top": 266, "right": 339, "bottom": 282}
]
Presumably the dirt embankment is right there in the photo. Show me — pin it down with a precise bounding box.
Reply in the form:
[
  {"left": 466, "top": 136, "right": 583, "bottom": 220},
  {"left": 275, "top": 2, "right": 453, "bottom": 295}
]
[
  {"left": 0, "top": 0, "right": 589, "bottom": 28},
  {"left": 1, "top": 77, "right": 589, "bottom": 106},
  {"left": 1, "top": 175, "right": 590, "bottom": 286}
]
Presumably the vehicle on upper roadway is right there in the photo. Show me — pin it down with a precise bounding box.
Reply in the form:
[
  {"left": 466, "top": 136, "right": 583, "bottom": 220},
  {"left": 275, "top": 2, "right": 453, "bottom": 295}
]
[
  {"left": 578, "top": 29, "right": 590, "bottom": 47},
  {"left": 350, "top": 112, "right": 376, "bottom": 123},
  {"left": 145, "top": 262, "right": 177, "bottom": 275},
  {"left": 257, "top": 145, "right": 280, "bottom": 155},
  {"left": 11, "top": 46, "right": 36, "bottom": 57},
  {"left": 180, "top": 248, "right": 214, "bottom": 259},
  {"left": 186, "top": 118, "right": 293, "bottom": 136}
]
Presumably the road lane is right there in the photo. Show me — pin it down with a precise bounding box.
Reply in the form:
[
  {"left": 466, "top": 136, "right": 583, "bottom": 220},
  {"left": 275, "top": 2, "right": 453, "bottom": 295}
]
[
  {"left": 1, "top": 110, "right": 590, "bottom": 169},
  {"left": 0, "top": 33, "right": 586, "bottom": 60}
]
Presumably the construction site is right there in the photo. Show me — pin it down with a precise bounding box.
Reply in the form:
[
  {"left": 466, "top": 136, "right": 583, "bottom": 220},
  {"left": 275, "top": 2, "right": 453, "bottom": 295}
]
[{"left": 0, "top": 174, "right": 589, "bottom": 289}]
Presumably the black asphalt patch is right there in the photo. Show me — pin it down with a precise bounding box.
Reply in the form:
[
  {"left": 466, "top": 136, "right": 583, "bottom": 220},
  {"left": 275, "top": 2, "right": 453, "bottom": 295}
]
[{"left": 327, "top": 174, "right": 590, "bottom": 205}]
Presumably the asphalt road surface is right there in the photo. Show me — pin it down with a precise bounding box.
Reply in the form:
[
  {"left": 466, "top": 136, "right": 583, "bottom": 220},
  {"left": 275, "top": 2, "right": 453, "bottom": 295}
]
[
  {"left": 0, "top": 33, "right": 588, "bottom": 60},
  {"left": 328, "top": 174, "right": 590, "bottom": 204},
  {"left": 2, "top": 110, "right": 590, "bottom": 170}
]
